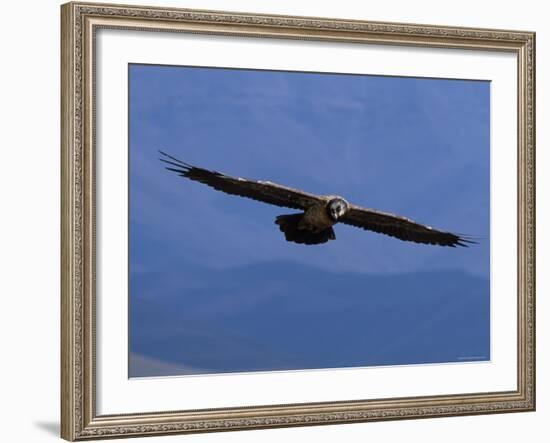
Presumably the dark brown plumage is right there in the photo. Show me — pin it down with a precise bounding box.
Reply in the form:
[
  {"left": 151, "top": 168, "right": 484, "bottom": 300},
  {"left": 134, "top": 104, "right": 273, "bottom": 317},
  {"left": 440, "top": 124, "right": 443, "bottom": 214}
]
[{"left": 160, "top": 151, "right": 475, "bottom": 247}]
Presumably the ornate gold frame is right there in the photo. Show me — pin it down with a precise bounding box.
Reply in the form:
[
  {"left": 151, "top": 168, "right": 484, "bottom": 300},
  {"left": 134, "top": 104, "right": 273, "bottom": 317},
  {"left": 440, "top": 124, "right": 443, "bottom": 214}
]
[{"left": 61, "top": 2, "right": 536, "bottom": 440}]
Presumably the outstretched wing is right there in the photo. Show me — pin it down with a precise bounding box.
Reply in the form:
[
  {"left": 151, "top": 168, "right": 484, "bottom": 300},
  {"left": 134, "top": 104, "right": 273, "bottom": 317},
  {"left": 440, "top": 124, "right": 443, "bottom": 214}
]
[
  {"left": 159, "top": 151, "right": 322, "bottom": 210},
  {"left": 341, "top": 204, "right": 475, "bottom": 247}
]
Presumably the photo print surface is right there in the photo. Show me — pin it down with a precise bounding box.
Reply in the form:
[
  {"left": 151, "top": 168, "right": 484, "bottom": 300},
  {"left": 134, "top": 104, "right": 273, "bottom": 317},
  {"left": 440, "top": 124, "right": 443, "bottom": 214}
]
[{"left": 128, "top": 64, "right": 490, "bottom": 377}]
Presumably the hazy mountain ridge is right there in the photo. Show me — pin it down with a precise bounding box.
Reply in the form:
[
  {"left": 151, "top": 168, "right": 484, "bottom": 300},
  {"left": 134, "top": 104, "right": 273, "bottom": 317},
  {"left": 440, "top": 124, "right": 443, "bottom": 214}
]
[{"left": 130, "top": 261, "right": 490, "bottom": 377}]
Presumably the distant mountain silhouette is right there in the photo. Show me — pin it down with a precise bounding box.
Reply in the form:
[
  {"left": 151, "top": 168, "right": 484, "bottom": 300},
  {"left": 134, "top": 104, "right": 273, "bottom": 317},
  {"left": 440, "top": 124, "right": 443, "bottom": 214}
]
[{"left": 129, "top": 261, "right": 490, "bottom": 377}]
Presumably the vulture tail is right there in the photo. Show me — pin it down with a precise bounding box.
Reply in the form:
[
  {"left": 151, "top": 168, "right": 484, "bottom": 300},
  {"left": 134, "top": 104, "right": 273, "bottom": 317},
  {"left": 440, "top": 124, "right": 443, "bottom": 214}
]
[{"left": 275, "top": 214, "right": 335, "bottom": 245}]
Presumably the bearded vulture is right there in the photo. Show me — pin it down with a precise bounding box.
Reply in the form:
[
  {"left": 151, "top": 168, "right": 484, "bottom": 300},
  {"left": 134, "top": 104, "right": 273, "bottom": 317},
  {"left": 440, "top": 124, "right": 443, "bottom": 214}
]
[{"left": 160, "top": 151, "right": 475, "bottom": 247}]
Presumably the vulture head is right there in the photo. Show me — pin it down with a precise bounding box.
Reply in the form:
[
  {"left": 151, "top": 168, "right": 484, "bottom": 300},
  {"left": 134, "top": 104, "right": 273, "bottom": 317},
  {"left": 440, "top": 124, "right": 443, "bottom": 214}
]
[{"left": 327, "top": 198, "right": 349, "bottom": 221}]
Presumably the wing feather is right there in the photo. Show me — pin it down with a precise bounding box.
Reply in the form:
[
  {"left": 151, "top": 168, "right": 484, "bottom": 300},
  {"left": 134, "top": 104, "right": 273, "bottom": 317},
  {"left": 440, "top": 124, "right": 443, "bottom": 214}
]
[
  {"left": 341, "top": 204, "right": 475, "bottom": 247},
  {"left": 159, "top": 151, "right": 321, "bottom": 210}
]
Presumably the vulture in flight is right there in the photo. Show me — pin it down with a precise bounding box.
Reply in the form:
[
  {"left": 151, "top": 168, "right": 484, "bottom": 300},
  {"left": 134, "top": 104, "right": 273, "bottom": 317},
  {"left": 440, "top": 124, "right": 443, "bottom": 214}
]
[{"left": 160, "top": 151, "right": 475, "bottom": 247}]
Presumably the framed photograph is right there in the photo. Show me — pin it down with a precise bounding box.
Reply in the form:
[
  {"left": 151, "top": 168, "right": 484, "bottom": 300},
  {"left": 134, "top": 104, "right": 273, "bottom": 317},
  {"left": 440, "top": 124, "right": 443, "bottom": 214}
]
[{"left": 61, "top": 1, "right": 536, "bottom": 440}]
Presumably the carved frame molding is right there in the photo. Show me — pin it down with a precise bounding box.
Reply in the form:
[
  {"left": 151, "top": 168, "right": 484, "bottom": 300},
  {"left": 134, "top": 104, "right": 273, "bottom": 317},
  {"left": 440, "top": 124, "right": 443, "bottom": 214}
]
[{"left": 61, "top": 2, "right": 535, "bottom": 440}]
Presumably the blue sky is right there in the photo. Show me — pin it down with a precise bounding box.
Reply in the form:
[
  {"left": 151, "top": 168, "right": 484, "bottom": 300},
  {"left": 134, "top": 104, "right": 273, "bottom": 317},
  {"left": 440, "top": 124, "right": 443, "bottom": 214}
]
[{"left": 129, "top": 64, "right": 490, "bottom": 376}]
